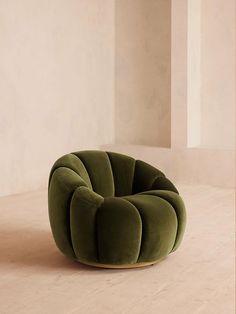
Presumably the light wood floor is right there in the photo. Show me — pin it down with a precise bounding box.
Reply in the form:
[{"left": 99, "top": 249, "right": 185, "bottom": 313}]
[{"left": 0, "top": 185, "right": 235, "bottom": 314}]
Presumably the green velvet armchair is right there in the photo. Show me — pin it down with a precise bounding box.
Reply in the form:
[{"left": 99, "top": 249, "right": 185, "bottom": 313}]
[{"left": 48, "top": 150, "right": 186, "bottom": 268}]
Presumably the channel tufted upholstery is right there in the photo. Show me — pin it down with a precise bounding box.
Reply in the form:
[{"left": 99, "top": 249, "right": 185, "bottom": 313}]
[{"left": 48, "top": 150, "right": 186, "bottom": 268}]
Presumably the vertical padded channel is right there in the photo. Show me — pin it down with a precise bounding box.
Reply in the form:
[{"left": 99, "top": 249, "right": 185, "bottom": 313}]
[
  {"left": 139, "top": 190, "right": 186, "bottom": 252},
  {"left": 96, "top": 197, "right": 142, "bottom": 264},
  {"left": 151, "top": 177, "right": 179, "bottom": 194},
  {"left": 107, "top": 151, "right": 136, "bottom": 196},
  {"left": 49, "top": 153, "right": 92, "bottom": 189},
  {"left": 133, "top": 160, "right": 165, "bottom": 194},
  {"left": 48, "top": 167, "right": 87, "bottom": 259},
  {"left": 70, "top": 186, "right": 104, "bottom": 264},
  {"left": 124, "top": 194, "right": 177, "bottom": 262},
  {"left": 72, "top": 151, "right": 115, "bottom": 197}
]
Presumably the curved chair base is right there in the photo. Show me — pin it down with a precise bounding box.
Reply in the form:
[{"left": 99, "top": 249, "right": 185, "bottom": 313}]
[{"left": 79, "top": 258, "right": 164, "bottom": 269}]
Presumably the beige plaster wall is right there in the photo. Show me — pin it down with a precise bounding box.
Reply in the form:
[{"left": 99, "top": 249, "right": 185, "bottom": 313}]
[
  {"left": 0, "top": 0, "right": 115, "bottom": 196},
  {"left": 171, "top": 0, "right": 188, "bottom": 148},
  {"left": 187, "top": 0, "right": 201, "bottom": 147},
  {"left": 201, "top": 0, "right": 235, "bottom": 149},
  {"left": 115, "top": 0, "right": 171, "bottom": 147}
]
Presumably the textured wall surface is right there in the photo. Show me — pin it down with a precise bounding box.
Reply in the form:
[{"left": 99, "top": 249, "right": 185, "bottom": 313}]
[
  {"left": 0, "top": 0, "right": 234, "bottom": 196},
  {"left": 115, "top": 0, "right": 171, "bottom": 147},
  {"left": 171, "top": 0, "right": 188, "bottom": 148},
  {"left": 201, "top": 0, "right": 235, "bottom": 149},
  {"left": 187, "top": 0, "right": 201, "bottom": 147},
  {"left": 0, "top": 0, "right": 115, "bottom": 196}
]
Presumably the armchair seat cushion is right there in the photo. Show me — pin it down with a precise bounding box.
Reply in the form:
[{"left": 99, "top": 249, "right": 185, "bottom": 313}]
[{"left": 48, "top": 150, "right": 186, "bottom": 268}]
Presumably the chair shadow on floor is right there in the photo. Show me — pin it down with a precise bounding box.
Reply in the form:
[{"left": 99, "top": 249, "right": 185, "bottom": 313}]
[
  {"left": 0, "top": 226, "right": 153, "bottom": 274},
  {"left": 0, "top": 227, "right": 100, "bottom": 272}
]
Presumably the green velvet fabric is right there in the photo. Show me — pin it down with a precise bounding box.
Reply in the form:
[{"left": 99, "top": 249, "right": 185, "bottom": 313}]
[
  {"left": 97, "top": 197, "right": 142, "bottom": 264},
  {"left": 123, "top": 195, "right": 177, "bottom": 262},
  {"left": 151, "top": 176, "right": 179, "bottom": 194},
  {"left": 133, "top": 160, "right": 170, "bottom": 194},
  {"left": 48, "top": 167, "right": 87, "bottom": 259},
  {"left": 107, "top": 151, "right": 135, "bottom": 196},
  {"left": 70, "top": 186, "right": 103, "bottom": 263},
  {"left": 49, "top": 154, "right": 92, "bottom": 189},
  {"left": 48, "top": 150, "right": 186, "bottom": 266},
  {"left": 72, "top": 151, "right": 114, "bottom": 197},
  {"left": 139, "top": 190, "right": 186, "bottom": 252}
]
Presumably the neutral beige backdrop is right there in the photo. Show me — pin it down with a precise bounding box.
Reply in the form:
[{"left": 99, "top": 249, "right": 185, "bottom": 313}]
[
  {"left": 201, "top": 0, "right": 235, "bottom": 149},
  {"left": 115, "top": 0, "right": 171, "bottom": 147},
  {"left": 0, "top": 0, "right": 235, "bottom": 196},
  {"left": 0, "top": 0, "right": 115, "bottom": 196}
]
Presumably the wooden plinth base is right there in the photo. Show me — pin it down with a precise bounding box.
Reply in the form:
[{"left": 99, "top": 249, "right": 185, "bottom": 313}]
[{"left": 79, "top": 259, "right": 162, "bottom": 269}]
